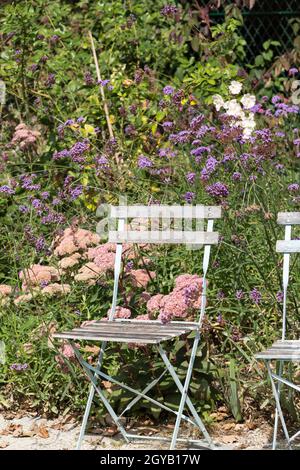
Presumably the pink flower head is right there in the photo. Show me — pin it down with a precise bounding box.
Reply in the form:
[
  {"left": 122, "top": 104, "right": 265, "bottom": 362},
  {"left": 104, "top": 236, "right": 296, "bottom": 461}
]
[
  {"left": 130, "top": 269, "right": 156, "bottom": 288},
  {"left": 0, "top": 284, "right": 12, "bottom": 296},
  {"left": 11, "top": 123, "right": 41, "bottom": 150},
  {"left": 147, "top": 294, "right": 165, "bottom": 314},
  {"left": 135, "top": 314, "right": 150, "bottom": 321},
  {"left": 158, "top": 311, "right": 173, "bottom": 324},
  {"left": 19, "top": 264, "right": 60, "bottom": 290},
  {"left": 54, "top": 228, "right": 100, "bottom": 257},
  {"left": 107, "top": 306, "right": 131, "bottom": 319}
]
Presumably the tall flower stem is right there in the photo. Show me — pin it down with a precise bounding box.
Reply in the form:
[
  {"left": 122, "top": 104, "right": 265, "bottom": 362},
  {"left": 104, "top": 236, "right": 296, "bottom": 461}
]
[{"left": 88, "top": 31, "right": 120, "bottom": 165}]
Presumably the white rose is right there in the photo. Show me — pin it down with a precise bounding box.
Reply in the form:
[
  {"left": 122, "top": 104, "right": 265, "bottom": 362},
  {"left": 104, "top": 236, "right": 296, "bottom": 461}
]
[
  {"left": 224, "top": 99, "right": 243, "bottom": 118},
  {"left": 243, "top": 128, "right": 253, "bottom": 140},
  {"left": 228, "top": 80, "right": 242, "bottom": 95},
  {"left": 212, "top": 94, "right": 224, "bottom": 111},
  {"left": 241, "top": 94, "right": 256, "bottom": 110},
  {"left": 241, "top": 113, "right": 256, "bottom": 129}
]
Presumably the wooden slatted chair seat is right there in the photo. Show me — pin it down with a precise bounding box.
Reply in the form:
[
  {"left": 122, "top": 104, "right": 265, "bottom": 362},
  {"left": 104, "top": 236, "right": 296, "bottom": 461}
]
[
  {"left": 255, "top": 340, "right": 300, "bottom": 361},
  {"left": 53, "top": 320, "right": 199, "bottom": 344}
]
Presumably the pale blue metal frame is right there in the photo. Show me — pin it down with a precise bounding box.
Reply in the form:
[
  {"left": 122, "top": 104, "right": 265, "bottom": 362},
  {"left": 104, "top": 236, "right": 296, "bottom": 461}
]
[
  {"left": 70, "top": 210, "right": 219, "bottom": 450},
  {"left": 262, "top": 220, "right": 300, "bottom": 450}
]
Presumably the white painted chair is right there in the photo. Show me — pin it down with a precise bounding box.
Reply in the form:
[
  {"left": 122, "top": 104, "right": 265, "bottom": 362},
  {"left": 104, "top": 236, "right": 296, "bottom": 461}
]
[
  {"left": 53, "top": 204, "right": 222, "bottom": 449},
  {"left": 255, "top": 212, "right": 300, "bottom": 449}
]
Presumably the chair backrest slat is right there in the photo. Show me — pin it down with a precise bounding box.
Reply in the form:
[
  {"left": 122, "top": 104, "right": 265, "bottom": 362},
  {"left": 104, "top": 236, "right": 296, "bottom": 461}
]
[
  {"left": 110, "top": 205, "right": 222, "bottom": 219},
  {"left": 276, "top": 240, "right": 300, "bottom": 253},
  {"left": 109, "top": 230, "right": 219, "bottom": 245},
  {"left": 276, "top": 212, "right": 300, "bottom": 340},
  {"left": 277, "top": 212, "right": 300, "bottom": 225}
]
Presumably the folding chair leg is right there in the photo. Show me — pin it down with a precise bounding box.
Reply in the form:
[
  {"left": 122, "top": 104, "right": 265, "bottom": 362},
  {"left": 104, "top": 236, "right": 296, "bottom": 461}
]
[
  {"left": 158, "top": 345, "right": 213, "bottom": 448},
  {"left": 272, "top": 360, "right": 283, "bottom": 450},
  {"left": 267, "top": 362, "right": 292, "bottom": 450},
  {"left": 71, "top": 341, "right": 130, "bottom": 445},
  {"left": 76, "top": 383, "right": 96, "bottom": 450},
  {"left": 76, "top": 340, "right": 107, "bottom": 450},
  {"left": 170, "top": 333, "right": 201, "bottom": 450}
]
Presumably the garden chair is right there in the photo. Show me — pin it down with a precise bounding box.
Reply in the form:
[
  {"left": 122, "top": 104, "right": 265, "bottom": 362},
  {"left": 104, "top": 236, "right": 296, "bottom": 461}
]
[
  {"left": 53, "top": 204, "right": 222, "bottom": 450},
  {"left": 255, "top": 212, "right": 300, "bottom": 450}
]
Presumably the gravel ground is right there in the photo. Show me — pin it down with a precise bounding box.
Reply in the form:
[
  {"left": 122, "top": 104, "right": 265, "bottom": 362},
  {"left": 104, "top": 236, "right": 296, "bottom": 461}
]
[{"left": 1, "top": 412, "right": 294, "bottom": 450}]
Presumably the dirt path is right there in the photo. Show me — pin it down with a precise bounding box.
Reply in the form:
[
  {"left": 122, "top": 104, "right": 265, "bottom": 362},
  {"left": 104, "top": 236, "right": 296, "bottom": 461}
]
[{"left": 1, "top": 412, "right": 290, "bottom": 450}]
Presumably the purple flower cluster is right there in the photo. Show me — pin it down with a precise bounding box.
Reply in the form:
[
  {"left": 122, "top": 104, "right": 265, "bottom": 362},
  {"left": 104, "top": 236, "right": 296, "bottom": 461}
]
[
  {"left": 138, "top": 155, "right": 153, "bottom": 168},
  {"left": 0, "top": 185, "right": 15, "bottom": 195},
  {"left": 10, "top": 363, "right": 29, "bottom": 371},
  {"left": 288, "top": 183, "right": 299, "bottom": 193},
  {"left": 183, "top": 191, "right": 195, "bottom": 203},
  {"left": 161, "top": 5, "right": 179, "bottom": 17},
  {"left": 206, "top": 182, "right": 229, "bottom": 199},
  {"left": 249, "top": 288, "right": 261, "bottom": 304},
  {"left": 84, "top": 71, "right": 94, "bottom": 85},
  {"left": 163, "top": 85, "right": 174, "bottom": 96},
  {"left": 186, "top": 172, "right": 196, "bottom": 184},
  {"left": 169, "top": 130, "right": 191, "bottom": 144}
]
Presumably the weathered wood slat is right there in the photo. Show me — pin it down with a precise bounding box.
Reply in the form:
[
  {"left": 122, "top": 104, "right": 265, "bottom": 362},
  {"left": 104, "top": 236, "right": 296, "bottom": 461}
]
[
  {"left": 255, "top": 344, "right": 300, "bottom": 359},
  {"left": 277, "top": 212, "right": 300, "bottom": 225},
  {"left": 255, "top": 353, "right": 300, "bottom": 360},
  {"left": 276, "top": 240, "right": 300, "bottom": 253},
  {"left": 111, "top": 319, "right": 199, "bottom": 328},
  {"left": 258, "top": 348, "right": 300, "bottom": 354},
  {"left": 81, "top": 321, "right": 194, "bottom": 333},
  {"left": 72, "top": 327, "right": 188, "bottom": 337},
  {"left": 273, "top": 340, "right": 300, "bottom": 349},
  {"left": 110, "top": 205, "right": 222, "bottom": 219},
  {"left": 109, "top": 230, "right": 219, "bottom": 244},
  {"left": 53, "top": 331, "right": 167, "bottom": 344},
  {"left": 54, "top": 329, "right": 171, "bottom": 338}
]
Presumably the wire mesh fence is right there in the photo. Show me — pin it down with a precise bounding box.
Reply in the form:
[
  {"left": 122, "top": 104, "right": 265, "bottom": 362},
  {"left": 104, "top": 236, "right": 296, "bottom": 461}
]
[{"left": 198, "top": 0, "right": 300, "bottom": 62}]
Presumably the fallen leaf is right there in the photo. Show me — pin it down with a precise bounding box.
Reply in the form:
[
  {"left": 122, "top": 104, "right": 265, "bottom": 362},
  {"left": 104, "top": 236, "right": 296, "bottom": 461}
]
[
  {"left": 102, "top": 380, "right": 112, "bottom": 390},
  {"left": 246, "top": 421, "right": 256, "bottom": 430},
  {"left": 103, "top": 426, "right": 118, "bottom": 437},
  {"left": 0, "top": 423, "right": 24, "bottom": 437},
  {"left": 36, "top": 425, "right": 49, "bottom": 439},
  {"left": 0, "top": 441, "right": 9, "bottom": 448},
  {"left": 223, "top": 422, "right": 235, "bottom": 431},
  {"left": 83, "top": 345, "right": 100, "bottom": 355},
  {"left": 222, "top": 435, "right": 238, "bottom": 444}
]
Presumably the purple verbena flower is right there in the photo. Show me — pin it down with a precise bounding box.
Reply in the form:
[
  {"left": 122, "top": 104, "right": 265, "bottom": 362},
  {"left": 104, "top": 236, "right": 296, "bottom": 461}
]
[
  {"left": 271, "top": 95, "right": 281, "bottom": 104},
  {"left": 206, "top": 182, "right": 229, "bottom": 199},
  {"left": 161, "top": 5, "right": 178, "bottom": 16},
  {"left": 10, "top": 363, "right": 29, "bottom": 371},
  {"left": 163, "top": 85, "right": 174, "bottom": 96},
  {"left": 235, "top": 290, "right": 244, "bottom": 300},
  {"left": 183, "top": 191, "right": 195, "bottom": 203},
  {"left": 19, "top": 205, "right": 29, "bottom": 213},
  {"left": 232, "top": 172, "right": 242, "bottom": 181},
  {"left": 186, "top": 172, "right": 196, "bottom": 184},
  {"left": 0, "top": 185, "right": 15, "bottom": 195},
  {"left": 138, "top": 155, "right": 153, "bottom": 168},
  {"left": 84, "top": 72, "right": 94, "bottom": 85},
  {"left": 289, "top": 67, "right": 298, "bottom": 76},
  {"left": 288, "top": 183, "right": 299, "bottom": 193},
  {"left": 276, "top": 291, "right": 284, "bottom": 303},
  {"left": 249, "top": 288, "right": 261, "bottom": 304},
  {"left": 162, "top": 121, "right": 174, "bottom": 130}
]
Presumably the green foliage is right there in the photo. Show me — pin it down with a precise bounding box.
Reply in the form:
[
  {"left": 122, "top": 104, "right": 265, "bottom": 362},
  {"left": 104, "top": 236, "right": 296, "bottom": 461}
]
[{"left": 0, "top": 0, "right": 299, "bottom": 425}]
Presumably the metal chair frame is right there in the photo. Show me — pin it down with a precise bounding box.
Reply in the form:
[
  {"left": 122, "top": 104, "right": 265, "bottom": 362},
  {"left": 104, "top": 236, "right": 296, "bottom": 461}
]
[
  {"left": 255, "top": 212, "right": 300, "bottom": 450},
  {"left": 53, "top": 204, "right": 222, "bottom": 450}
]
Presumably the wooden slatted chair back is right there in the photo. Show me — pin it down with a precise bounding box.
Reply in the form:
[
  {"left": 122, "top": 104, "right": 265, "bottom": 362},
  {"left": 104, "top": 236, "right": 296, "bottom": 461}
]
[
  {"left": 276, "top": 212, "right": 300, "bottom": 340},
  {"left": 106, "top": 204, "right": 222, "bottom": 323},
  {"left": 108, "top": 205, "right": 221, "bottom": 245}
]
